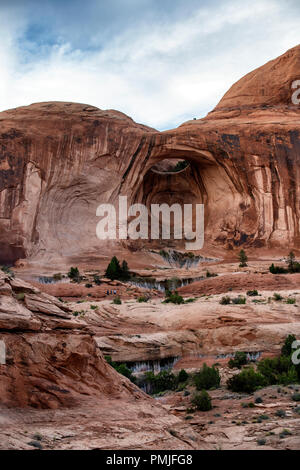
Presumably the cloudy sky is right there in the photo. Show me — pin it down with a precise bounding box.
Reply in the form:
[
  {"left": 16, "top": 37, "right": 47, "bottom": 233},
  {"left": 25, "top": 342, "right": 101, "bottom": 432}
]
[{"left": 1, "top": 0, "right": 299, "bottom": 130}]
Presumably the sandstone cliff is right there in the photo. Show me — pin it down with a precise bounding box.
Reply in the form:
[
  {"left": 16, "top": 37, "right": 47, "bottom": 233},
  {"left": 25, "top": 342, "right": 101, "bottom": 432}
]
[{"left": 0, "top": 46, "right": 299, "bottom": 268}]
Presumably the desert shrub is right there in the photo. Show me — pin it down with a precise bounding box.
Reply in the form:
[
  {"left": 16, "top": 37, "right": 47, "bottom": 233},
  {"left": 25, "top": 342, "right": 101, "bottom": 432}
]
[
  {"left": 191, "top": 390, "right": 212, "bottom": 411},
  {"left": 85, "top": 283, "right": 93, "bottom": 288},
  {"left": 220, "top": 296, "right": 231, "bottom": 305},
  {"left": 255, "top": 396, "right": 263, "bottom": 404},
  {"left": 227, "top": 367, "right": 267, "bottom": 393},
  {"left": 269, "top": 263, "right": 288, "bottom": 274},
  {"left": 281, "top": 334, "right": 297, "bottom": 357},
  {"left": 104, "top": 356, "right": 136, "bottom": 383},
  {"left": 276, "top": 409, "right": 286, "bottom": 418},
  {"left": 289, "top": 263, "right": 300, "bottom": 273},
  {"left": 232, "top": 296, "right": 246, "bottom": 305},
  {"left": 273, "top": 293, "right": 283, "bottom": 301},
  {"left": 166, "top": 277, "right": 181, "bottom": 291},
  {"left": 72, "top": 310, "right": 85, "bottom": 317},
  {"left": 257, "top": 356, "right": 298, "bottom": 385},
  {"left": 144, "top": 370, "right": 178, "bottom": 394},
  {"left": 113, "top": 296, "right": 122, "bottom": 305},
  {"left": 28, "top": 441, "right": 43, "bottom": 450},
  {"left": 159, "top": 250, "right": 169, "bottom": 259},
  {"left": 292, "top": 393, "right": 300, "bottom": 402},
  {"left": 279, "top": 429, "right": 292, "bottom": 438},
  {"left": 206, "top": 270, "right": 218, "bottom": 278},
  {"left": 1, "top": 265, "right": 15, "bottom": 278},
  {"left": 247, "top": 290, "right": 258, "bottom": 296},
  {"left": 68, "top": 267, "right": 81, "bottom": 282},
  {"left": 90, "top": 305, "right": 97, "bottom": 310},
  {"left": 257, "top": 439, "right": 266, "bottom": 446},
  {"left": 163, "top": 291, "right": 184, "bottom": 305},
  {"left": 16, "top": 292, "right": 25, "bottom": 301},
  {"left": 286, "top": 297, "right": 296, "bottom": 304},
  {"left": 257, "top": 414, "right": 269, "bottom": 420},
  {"left": 238, "top": 249, "right": 248, "bottom": 267},
  {"left": 184, "top": 297, "right": 197, "bottom": 303},
  {"left": 286, "top": 251, "right": 300, "bottom": 273},
  {"left": 93, "top": 274, "right": 101, "bottom": 285},
  {"left": 114, "top": 363, "right": 135, "bottom": 381},
  {"left": 137, "top": 296, "right": 149, "bottom": 303},
  {"left": 194, "top": 364, "right": 220, "bottom": 390},
  {"left": 228, "top": 351, "right": 248, "bottom": 369},
  {"left": 178, "top": 369, "right": 189, "bottom": 383}
]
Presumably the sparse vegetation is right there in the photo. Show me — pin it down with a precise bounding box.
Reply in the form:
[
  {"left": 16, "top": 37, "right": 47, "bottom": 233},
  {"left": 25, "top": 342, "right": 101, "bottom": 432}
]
[
  {"left": 220, "top": 296, "right": 231, "bottom": 305},
  {"left": 247, "top": 290, "right": 258, "bottom": 296},
  {"left": 137, "top": 295, "right": 150, "bottom": 303},
  {"left": 257, "top": 439, "right": 266, "bottom": 446},
  {"left": 72, "top": 310, "right": 85, "bottom": 317},
  {"left": 16, "top": 292, "right": 25, "bottom": 301},
  {"left": 238, "top": 249, "right": 248, "bottom": 268},
  {"left": 184, "top": 297, "right": 197, "bottom": 303},
  {"left": 191, "top": 390, "right": 212, "bottom": 411},
  {"left": 273, "top": 292, "right": 283, "bottom": 301},
  {"left": 178, "top": 369, "right": 189, "bottom": 383},
  {"left": 163, "top": 290, "right": 184, "bottom": 305},
  {"left": 206, "top": 270, "right": 218, "bottom": 278},
  {"left": 105, "top": 256, "right": 130, "bottom": 281},
  {"left": 228, "top": 351, "right": 248, "bottom": 369},
  {"left": 269, "top": 263, "right": 288, "bottom": 274},
  {"left": 159, "top": 249, "right": 169, "bottom": 259},
  {"left": 275, "top": 409, "right": 286, "bottom": 418},
  {"left": 227, "top": 367, "right": 267, "bottom": 393},
  {"left": 269, "top": 252, "right": 300, "bottom": 274},
  {"left": 93, "top": 274, "right": 101, "bottom": 285},
  {"left": 104, "top": 356, "right": 136, "bottom": 383},
  {"left": 281, "top": 334, "right": 297, "bottom": 357},
  {"left": 113, "top": 296, "right": 122, "bottom": 305},
  {"left": 194, "top": 363, "right": 220, "bottom": 390},
  {"left": 1, "top": 265, "right": 15, "bottom": 278},
  {"left": 143, "top": 370, "right": 178, "bottom": 394},
  {"left": 286, "top": 297, "right": 296, "bottom": 304},
  {"left": 68, "top": 267, "right": 82, "bottom": 282},
  {"left": 232, "top": 296, "right": 246, "bottom": 304},
  {"left": 287, "top": 251, "right": 300, "bottom": 273}
]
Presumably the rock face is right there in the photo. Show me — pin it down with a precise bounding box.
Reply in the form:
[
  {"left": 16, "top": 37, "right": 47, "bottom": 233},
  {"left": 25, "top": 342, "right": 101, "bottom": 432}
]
[
  {"left": 0, "top": 46, "right": 299, "bottom": 267},
  {"left": 0, "top": 271, "right": 201, "bottom": 449},
  {"left": 0, "top": 270, "right": 127, "bottom": 408}
]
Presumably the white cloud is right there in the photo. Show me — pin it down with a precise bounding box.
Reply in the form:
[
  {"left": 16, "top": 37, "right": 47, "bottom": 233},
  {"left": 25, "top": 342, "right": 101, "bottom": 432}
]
[{"left": 0, "top": 0, "right": 299, "bottom": 129}]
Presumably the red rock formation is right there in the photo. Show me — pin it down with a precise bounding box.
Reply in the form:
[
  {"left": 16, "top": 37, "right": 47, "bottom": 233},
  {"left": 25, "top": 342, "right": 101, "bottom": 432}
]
[
  {"left": 0, "top": 47, "right": 299, "bottom": 268},
  {"left": 0, "top": 271, "right": 202, "bottom": 449}
]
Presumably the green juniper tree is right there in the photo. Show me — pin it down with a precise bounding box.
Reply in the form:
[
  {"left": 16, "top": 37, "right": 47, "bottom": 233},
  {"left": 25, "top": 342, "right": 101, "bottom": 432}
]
[
  {"left": 287, "top": 251, "right": 296, "bottom": 272},
  {"left": 105, "top": 256, "right": 121, "bottom": 280},
  {"left": 238, "top": 249, "right": 248, "bottom": 267}
]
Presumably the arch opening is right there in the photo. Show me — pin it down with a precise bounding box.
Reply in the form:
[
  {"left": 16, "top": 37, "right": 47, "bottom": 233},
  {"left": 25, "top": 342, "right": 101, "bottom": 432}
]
[{"left": 125, "top": 148, "right": 253, "bottom": 252}]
